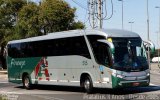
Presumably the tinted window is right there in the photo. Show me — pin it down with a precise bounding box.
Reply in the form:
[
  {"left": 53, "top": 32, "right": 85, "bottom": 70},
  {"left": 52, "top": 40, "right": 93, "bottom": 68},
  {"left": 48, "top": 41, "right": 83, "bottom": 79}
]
[
  {"left": 8, "top": 36, "right": 91, "bottom": 59},
  {"left": 112, "top": 37, "right": 148, "bottom": 71},
  {"left": 87, "top": 35, "right": 111, "bottom": 66}
]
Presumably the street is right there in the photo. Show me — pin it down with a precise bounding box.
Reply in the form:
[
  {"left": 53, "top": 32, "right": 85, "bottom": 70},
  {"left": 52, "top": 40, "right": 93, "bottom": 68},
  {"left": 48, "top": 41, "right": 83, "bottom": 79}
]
[{"left": 0, "top": 63, "right": 160, "bottom": 100}]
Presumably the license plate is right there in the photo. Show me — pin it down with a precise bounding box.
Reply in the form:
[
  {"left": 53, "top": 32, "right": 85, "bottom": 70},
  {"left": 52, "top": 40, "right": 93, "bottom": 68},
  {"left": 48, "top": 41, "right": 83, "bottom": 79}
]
[{"left": 133, "top": 82, "right": 140, "bottom": 86}]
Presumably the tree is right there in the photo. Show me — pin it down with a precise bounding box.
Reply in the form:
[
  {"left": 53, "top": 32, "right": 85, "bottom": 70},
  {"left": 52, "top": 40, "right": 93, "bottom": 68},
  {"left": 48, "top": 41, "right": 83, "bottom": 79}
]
[
  {"left": 0, "top": 0, "right": 26, "bottom": 43},
  {"left": 0, "top": 0, "right": 26, "bottom": 69},
  {"left": 18, "top": 0, "right": 85, "bottom": 36},
  {"left": 39, "top": 0, "right": 84, "bottom": 34},
  {"left": 69, "top": 21, "right": 85, "bottom": 30},
  {"left": 18, "top": 2, "right": 41, "bottom": 38},
  {"left": 0, "top": 0, "right": 85, "bottom": 69}
]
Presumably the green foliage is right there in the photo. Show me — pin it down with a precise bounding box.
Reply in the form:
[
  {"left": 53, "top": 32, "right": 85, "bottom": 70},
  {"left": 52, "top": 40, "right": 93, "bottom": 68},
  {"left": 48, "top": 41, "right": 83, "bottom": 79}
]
[
  {"left": 0, "top": 0, "right": 26, "bottom": 44},
  {"left": 70, "top": 21, "right": 85, "bottom": 30},
  {"left": 0, "top": 0, "right": 26, "bottom": 27},
  {"left": 18, "top": 2, "right": 41, "bottom": 38},
  {"left": 39, "top": 0, "right": 76, "bottom": 34},
  {"left": 0, "top": 0, "right": 85, "bottom": 69},
  {"left": 0, "top": 0, "right": 85, "bottom": 44}
]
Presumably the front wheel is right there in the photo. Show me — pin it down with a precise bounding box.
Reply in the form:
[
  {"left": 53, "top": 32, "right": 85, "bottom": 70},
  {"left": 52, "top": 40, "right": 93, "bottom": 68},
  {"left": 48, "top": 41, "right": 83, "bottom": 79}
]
[
  {"left": 84, "top": 76, "right": 93, "bottom": 94},
  {"left": 23, "top": 75, "right": 31, "bottom": 89}
]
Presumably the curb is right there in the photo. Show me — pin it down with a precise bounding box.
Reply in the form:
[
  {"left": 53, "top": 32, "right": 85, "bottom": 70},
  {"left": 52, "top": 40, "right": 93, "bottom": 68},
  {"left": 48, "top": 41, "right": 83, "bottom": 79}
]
[{"left": 0, "top": 70, "right": 7, "bottom": 74}]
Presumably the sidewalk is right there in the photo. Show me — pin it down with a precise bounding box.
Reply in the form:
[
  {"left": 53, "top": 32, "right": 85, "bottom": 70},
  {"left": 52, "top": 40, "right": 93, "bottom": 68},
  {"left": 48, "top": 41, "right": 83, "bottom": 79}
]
[{"left": 150, "top": 63, "right": 160, "bottom": 74}]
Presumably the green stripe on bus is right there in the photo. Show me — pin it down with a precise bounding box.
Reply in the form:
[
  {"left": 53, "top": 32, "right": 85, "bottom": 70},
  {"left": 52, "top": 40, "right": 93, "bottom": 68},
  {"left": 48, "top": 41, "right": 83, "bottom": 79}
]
[{"left": 7, "top": 56, "right": 41, "bottom": 84}]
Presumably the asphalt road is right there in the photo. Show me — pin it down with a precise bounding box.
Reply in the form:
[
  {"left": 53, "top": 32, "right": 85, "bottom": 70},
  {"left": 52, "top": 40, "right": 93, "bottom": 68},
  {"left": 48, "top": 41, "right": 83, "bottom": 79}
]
[{"left": 0, "top": 63, "right": 160, "bottom": 100}]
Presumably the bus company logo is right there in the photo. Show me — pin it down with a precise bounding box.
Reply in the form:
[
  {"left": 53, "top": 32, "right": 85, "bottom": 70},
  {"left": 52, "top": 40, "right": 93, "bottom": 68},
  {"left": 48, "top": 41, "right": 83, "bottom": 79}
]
[{"left": 11, "top": 59, "right": 26, "bottom": 68}]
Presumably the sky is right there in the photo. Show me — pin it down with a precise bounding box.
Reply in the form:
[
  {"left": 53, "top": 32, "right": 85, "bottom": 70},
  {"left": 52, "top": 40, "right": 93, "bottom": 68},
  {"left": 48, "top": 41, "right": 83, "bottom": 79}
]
[{"left": 32, "top": 0, "right": 160, "bottom": 48}]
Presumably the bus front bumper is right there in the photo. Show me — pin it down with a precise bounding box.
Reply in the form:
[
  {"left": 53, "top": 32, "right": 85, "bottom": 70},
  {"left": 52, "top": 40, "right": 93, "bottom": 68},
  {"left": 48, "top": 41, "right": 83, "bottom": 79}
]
[
  {"left": 118, "top": 80, "right": 149, "bottom": 88},
  {"left": 112, "top": 75, "right": 150, "bottom": 88}
]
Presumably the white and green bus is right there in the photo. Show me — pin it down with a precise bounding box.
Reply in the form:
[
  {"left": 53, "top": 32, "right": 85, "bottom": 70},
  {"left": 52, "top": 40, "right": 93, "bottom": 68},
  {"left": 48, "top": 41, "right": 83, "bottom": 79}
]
[{"left": 6, "top": 29, "right": 154, "bottom": 93}]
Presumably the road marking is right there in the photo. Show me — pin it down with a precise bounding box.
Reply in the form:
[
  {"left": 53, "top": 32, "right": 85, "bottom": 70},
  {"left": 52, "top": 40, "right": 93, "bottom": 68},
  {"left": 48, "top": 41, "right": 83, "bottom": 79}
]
[
  {"left": 30, "top": 94, "right": 64, "bottom": 100},
  {"left": 6, "top": 91, "right": 23, "bottom": 94}
]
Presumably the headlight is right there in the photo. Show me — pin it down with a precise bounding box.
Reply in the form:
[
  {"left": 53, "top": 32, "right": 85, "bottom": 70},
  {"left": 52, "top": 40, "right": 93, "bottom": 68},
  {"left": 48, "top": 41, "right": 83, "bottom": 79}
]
[
  {"left": 116, "top": 74, "right": 124, "bottom": 78},
  {"left": 112, "top": 69, "right": 117, "bottom": 76}
]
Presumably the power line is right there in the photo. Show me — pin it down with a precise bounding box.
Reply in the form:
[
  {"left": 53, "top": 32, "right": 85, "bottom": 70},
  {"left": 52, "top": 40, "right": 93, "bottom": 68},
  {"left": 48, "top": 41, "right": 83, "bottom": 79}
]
[
  {"left": 71, "top": 0, "right": 114, "bottom": 29},
  {"left": 71, "top": 0, "right": 90, "bottom": 28},
  {"left": 88, "top": 0, "right": 98, "bottom": 28},
  {"left": 102, "top": 0, "right": 114, "bottom": 20},
  {"left": 88, "top": 0, "right": 114, "bottom": 29},
  {"left": 71, "top": 0, "right": 88, "bottom": 10}
]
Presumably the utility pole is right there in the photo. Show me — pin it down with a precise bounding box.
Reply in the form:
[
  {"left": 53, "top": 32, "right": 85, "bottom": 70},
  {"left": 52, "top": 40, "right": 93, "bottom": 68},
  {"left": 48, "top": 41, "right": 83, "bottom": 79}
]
[
  {"left": 88, "top": 0, "right": 104, "bottom": 29},
  {"left": 98, "top": 0, "right": 102, "bottom": 29},
  {"left": 118, "top": 0, "right": 124, "bottom": 29},
  {"left": 156, "top": 31, "right": 160, "bottom": 67},
  {"left": 146, "top": 0, "right": 151, "bottom": 70},
  {"left": 88, "top": 0, "right": 96, "bottom": 29},
  {"left": 91, "top": 0, "right": 96, "bottom": 29},
  {"left": 155, "top": 6, "right": 160, "bottom": 68}
]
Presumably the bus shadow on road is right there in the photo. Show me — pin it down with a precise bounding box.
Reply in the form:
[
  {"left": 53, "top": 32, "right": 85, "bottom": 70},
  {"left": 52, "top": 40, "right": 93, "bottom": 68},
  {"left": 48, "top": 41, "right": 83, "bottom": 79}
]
[
  {"left": 94, "top": 86, "right": 160, "bottom": 94},
  {"left": 16, "top": 84, "right": 83, "bottom": 92},
  {"left": 15, "top": 84, "right": 160, "bottom": 95}
]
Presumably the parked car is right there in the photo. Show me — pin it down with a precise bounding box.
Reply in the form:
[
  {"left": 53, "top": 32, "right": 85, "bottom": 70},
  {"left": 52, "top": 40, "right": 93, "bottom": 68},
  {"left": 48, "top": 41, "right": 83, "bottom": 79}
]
[{"left": 152, "top": 57, "right": 160, "bottom": 63}]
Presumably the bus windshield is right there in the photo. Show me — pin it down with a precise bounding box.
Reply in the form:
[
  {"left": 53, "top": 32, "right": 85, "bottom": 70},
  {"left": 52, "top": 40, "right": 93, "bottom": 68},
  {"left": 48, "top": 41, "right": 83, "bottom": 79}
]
[{"left": 112, "top": 37, "right": 148, "bottom": 72}]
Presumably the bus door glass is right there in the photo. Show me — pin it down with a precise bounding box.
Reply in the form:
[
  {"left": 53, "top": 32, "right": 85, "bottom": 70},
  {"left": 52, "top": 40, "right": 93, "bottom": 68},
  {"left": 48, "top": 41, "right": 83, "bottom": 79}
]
[
  {"left": 94, "top": 42, "right": 111, "bottom": 67},
  {"left": 92, "top": 40, "right": 113, "bottom": 83},
  {"left": 87, "top": 35, "right": 113, "bottom": 83}
]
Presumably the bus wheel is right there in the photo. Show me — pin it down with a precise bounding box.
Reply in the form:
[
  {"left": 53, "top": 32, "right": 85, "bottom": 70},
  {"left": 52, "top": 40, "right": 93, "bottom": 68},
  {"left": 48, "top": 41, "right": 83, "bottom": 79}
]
[
  {"left": 84, "top": 76, "right": 93, "bottom": 94},
  {"left": 23, "top": 75, "right": 31, "bottom": 89}
]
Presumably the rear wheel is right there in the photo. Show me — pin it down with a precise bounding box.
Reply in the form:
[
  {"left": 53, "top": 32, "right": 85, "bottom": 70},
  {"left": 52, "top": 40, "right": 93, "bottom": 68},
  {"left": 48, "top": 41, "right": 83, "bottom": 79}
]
[
  {"left": 23, "top": 75, "right": 31, "bottom": 89},
  {"left": 83, "top": 76, "right": 93, "bottom": 94}
]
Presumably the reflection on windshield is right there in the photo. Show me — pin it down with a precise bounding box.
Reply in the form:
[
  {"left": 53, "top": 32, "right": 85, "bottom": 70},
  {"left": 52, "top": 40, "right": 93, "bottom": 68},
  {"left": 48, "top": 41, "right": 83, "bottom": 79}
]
[{"left": 112, "top": 38, "right": 148, "bottom": 72}]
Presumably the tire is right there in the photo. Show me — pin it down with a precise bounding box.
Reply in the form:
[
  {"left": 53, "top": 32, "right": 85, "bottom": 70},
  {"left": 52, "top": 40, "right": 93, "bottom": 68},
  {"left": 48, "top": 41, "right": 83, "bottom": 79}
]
[
  {"left": 83, "top": 76, "right": 93, "bottom": 94},
  {"left": 23, "top": 75, "right": 31, "bottom": 89}
]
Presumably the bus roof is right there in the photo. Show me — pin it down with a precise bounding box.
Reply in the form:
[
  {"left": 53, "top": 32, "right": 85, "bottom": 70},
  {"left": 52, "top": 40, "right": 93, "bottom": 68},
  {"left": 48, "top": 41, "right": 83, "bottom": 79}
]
[{"left": 8, "top": 29, "right": 140, "bottom": 44}]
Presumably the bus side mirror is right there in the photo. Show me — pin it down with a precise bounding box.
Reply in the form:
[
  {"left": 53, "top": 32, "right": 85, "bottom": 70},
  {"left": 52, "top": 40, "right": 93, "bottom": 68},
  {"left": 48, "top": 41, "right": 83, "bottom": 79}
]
[
  {"left": 143, "top": 41, "right": 155, "bottom": 54},
  {"left": 97, "top": 39, "right": 115, "bottom": 54}
]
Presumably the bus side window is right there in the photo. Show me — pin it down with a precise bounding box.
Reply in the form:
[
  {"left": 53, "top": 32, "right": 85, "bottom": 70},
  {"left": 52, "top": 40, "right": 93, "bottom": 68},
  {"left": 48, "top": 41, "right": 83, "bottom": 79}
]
[
  {"left": 10, "top": 44, "right": 20, "bottom": 58},
  {"left": 73, "top": 36, "right": 91, "bottom": 59},
  {"left": 8, "top": 44, "right": 12, "bottom": 57}
]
